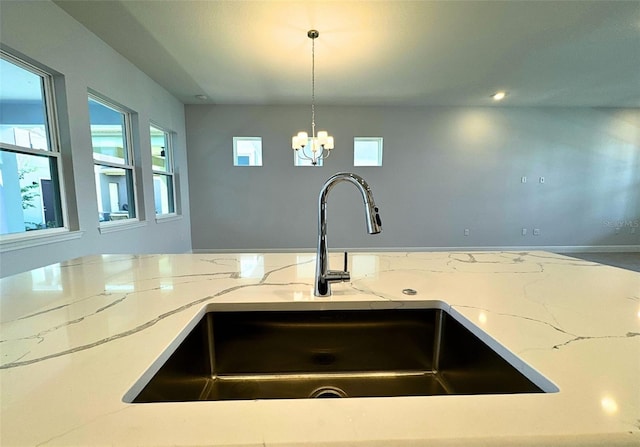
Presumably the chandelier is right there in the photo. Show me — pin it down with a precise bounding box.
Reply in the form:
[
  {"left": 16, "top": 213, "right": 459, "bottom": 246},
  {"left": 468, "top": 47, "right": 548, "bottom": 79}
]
[{"left": 292, "top": 29, "right": 334, "bottom": 166}]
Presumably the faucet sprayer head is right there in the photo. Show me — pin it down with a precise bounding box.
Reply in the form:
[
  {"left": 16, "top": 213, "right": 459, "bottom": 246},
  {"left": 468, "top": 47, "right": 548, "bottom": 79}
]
[
  {"left": 347, "top": 172, "right": 382, "bottom": 234},
  {"left": 366, "top": 203, "right": 382, "bottom": 234}
]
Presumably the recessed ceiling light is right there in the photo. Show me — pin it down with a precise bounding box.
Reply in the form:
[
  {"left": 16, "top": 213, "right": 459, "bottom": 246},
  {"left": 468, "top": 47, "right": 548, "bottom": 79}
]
[
  {"left": 195, "top": 94, "right": 208, "bottom": 101},
  {"left": 491, "top": 91, "right": 507, "bottom": 101}
]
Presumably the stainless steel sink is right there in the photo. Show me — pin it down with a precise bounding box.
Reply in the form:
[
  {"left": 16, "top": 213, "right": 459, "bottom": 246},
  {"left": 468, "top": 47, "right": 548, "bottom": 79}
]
[{"left": 125, "top": 301, "right": 557, "bottom": 402}]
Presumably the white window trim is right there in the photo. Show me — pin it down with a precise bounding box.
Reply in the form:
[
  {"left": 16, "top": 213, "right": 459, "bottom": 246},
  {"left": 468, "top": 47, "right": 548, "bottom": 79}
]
[
  {"left": 353, "top": 137, "right": 384, "bottom": 167},
  {"left": 150, "top": 123, "right": 177, "bottom": 216},
  {"left": 0, "top": 228, "right": 84, "bottom": 253},
  {"left": 98, "top": 218, "right": 147, "bottom": 234},
  {"left": 89, "top": 93, "right": 139, "bottom": 225},
  {"left": 293, "top": 143, "right": 324, "bottom": 167},
  {"left": 233, "top": 136, "right": 263, "bottom": 166},
  {"left": 0, "top": 50, "right": 71, "bottom": 238},
  {"left": 151, "top": 172, "right": 177, "bottom": 217}
]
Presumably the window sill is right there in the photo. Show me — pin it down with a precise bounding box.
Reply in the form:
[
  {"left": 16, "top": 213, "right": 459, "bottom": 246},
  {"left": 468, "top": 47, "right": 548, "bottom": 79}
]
[
  {"left": 0, "top": 228, "right": 84, "bottom": 253},
  {"left": 99, "top": 219, "right": 147, "bottom": 234},
  {"left": 155, "top": 213, "right": 182, "bottom": 224}
]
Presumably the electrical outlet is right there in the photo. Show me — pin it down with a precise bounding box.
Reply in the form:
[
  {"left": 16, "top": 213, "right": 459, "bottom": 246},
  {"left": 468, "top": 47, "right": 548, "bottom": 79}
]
[
  {"left": 521, "top": 176, "right": 527, "bottom": 183},
  {"left": 522, "top": 228, "right": 527, "bottom": 236},
  {"left": 464, "top": 229, "right": 470, "bottom": 236},
  {"left": 533, "top": 228, "right": 540, "bottom": 236}
]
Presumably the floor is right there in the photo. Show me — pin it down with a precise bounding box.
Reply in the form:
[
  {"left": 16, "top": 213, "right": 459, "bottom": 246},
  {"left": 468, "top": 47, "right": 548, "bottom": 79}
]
[{"left": 560, "top": 252, "right": 640, "bottom": 273}]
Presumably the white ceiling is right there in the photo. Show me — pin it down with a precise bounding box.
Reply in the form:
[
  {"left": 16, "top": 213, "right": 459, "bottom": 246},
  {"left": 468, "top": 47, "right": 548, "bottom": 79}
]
[{"left": 54, "top": 0, "right": 640, "bottom": 107}]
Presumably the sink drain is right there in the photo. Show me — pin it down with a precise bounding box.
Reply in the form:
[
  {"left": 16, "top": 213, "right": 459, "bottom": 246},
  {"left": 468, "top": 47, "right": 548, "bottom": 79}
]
[{"left": 309, "top": 386, "right": 348, "bottom": 398}]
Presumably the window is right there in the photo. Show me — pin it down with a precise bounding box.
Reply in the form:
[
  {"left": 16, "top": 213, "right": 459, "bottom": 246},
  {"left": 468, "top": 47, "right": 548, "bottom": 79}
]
[
  {"left": 293, "top": 139, "right": 324, "bottom": 167},
  {"left": 233, "top": 137, "right": 262, "bottom": 166},
  {"left": 88, "top": 95, "right": 136, "bottom": 223},
  {"left": 150, "top": 124, "right": 176, "bottom": 215},
  {"left": 354, "top": 137, "right": 383, "bottom": 166},
  {"left": 0, "top": 52, "right": 65, "bottom": 236}
]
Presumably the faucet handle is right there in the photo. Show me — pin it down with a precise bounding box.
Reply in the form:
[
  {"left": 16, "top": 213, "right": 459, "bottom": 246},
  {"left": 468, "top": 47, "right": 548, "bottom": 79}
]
[
  {"left": 326, "top": 270, "right": 350, "bottom": 282},
  {"left": 325, "top": 252, "right": 350, "bottom": 283}
]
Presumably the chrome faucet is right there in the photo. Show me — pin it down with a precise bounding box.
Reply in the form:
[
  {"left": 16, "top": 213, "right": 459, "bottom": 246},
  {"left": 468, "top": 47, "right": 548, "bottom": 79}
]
[{"left": 315, "top": 172, "right": 382, "bottom": 297}]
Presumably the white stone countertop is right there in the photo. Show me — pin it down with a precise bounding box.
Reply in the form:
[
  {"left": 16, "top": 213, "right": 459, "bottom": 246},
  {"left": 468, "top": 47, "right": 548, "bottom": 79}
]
[{"left": 0, "top": 251, "right": 638, "bottom": 446}]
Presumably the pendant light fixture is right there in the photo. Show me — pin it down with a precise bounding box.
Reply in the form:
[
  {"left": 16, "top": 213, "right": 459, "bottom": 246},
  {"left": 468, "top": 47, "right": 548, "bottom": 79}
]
[{"left": 292, "top": 29, "right": 334, "bottom": 166}]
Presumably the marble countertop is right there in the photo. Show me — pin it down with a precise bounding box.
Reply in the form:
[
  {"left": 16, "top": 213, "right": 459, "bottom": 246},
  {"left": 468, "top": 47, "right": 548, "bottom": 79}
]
[{"left": 1, "top": 251, "right": 638, "bottom": 446}]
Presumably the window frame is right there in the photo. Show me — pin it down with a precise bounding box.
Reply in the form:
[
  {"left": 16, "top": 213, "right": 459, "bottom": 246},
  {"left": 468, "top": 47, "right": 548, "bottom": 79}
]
[
  {"left": 232, "top": 136, "right": 263, "bottom": 167},
  {"left": 0, "top": 50, "right": 71, "bottom": 244},
  {"left": 353, "top": 137, "right": 384, "bottom": 167},
  {"left": 293, "top": 139, "right": 324, "bottom": 167},
  {"left": 88, "top": 92, "right": 139, "bottom": 227},
  {"left": 149, "top": 122, "right": 177, "bottom": 217}
]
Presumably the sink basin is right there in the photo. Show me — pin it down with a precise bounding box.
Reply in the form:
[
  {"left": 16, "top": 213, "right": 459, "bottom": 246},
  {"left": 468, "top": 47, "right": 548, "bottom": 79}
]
[{"left": 125, "top": 301, "right": 557, "bottom": 402}]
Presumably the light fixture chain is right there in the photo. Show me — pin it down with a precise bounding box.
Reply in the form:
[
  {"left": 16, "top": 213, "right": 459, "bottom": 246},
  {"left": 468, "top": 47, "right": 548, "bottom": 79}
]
[
  {"left": 291, "top": 29, "right": 332, "bottom": 166},
  {"left": 311, "top": 33, "right": 316, "bottom": 140}
]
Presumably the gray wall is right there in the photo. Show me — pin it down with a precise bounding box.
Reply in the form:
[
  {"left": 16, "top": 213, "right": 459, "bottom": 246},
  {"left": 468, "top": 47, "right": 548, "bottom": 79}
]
[
  {"left": 0, "top": 1, "right": 192, "bottom": 277},
  {"left": 186, "top": 105, "right": 639, "bottom": 252}
]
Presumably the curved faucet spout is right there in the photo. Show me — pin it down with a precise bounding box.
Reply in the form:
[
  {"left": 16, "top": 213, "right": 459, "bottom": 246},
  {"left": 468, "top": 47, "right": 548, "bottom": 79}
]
[{"left": 315, "top": 172, "right": 382, "bottom": 297}]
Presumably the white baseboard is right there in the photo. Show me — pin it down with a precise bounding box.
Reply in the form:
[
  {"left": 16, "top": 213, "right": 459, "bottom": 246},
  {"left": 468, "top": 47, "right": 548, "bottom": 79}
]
[
  {"left": 191, "top": 245, "right": 640, "bottom": 254},
  {"left": 191, "top": 248, "right": 313, "bottom": 254}
]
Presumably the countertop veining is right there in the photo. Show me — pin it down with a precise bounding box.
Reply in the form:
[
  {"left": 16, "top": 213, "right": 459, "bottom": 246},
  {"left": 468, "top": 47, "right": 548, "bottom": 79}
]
[{"left": 1, "top": 251, "right": 638, "bottom": 446}]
